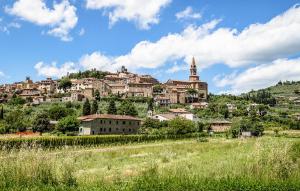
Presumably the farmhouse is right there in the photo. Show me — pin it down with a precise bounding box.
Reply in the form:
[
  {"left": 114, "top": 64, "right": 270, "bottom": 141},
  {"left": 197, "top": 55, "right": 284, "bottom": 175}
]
[
  {"left": 78, "top": 114, "right": 141, "bottom": 135},
  {"left": 210, "top": 120, "right": 232, "bottom": 132}
]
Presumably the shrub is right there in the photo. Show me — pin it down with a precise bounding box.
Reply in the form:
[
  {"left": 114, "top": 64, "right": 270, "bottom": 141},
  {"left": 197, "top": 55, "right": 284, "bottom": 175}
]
[
  {"left": 168, "top": 117, "right": 196, "bottom": 135},
  {"left": 56, "top": 116, "right": 80, "bottom": 133}
]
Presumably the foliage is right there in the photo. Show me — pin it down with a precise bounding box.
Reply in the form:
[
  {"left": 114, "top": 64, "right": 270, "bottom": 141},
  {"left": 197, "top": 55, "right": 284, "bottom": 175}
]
[
  {"left": 9, "top": 96, "right": 26, "bottom": 105},
  {"left": 0, "top": 105, "right": 3, "bottom": 120},
  {"left": 82, "top": 99, "right": 91, "bottom": 116},
  {"left": 244, "top": 90, "right": 276, "bottom": 106},
  {"left": 153, "top": 84, "right": 163, "bottom": 93},
  {"left": 168, "top": 117, "right": 196, "bottom": 135},
  {"left": 91, "top": 100, "right": 98, "bottom": 114},
  {"left": 58, "top": 77, "right": 72, "bottom": 91},
  {"left": 4, "top": 109, "right": 28, "bottom": 132},
  {"left": 147, "top": 98, "right": 154, "bottom": 111},
  {"left": 118, "top": 100, "right": 138, "bottom": 116},
  {"left": 227, "top": 118, "right": 264, "bottom": 138},
  {"left": 56, "top": 116, "right": 80, "bottom": 133},
  {"left": 142, "top": 118, "right": 168, "bottom": 129},
  {"left": 68, "top": 69, "right": 109, "bottom": 80},
  {"left": 32, "top": 112, "right": 50, "bottom": 134},
  {"left": 0, "top": 134, "right": 198, "bottom": 150},
  {"left": 94, "top": 89, "right": 101, "bottom": 101},
  {"left": 107, "top": 100, "right": 117, "bottom": 114},
  {"left": 48, "top": 105, "right": 71, "bottom": 121}
]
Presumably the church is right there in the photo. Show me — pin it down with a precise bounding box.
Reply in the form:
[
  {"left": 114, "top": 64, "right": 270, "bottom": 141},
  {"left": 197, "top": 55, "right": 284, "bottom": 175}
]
[{"left": 164, "top": 58, "right": 208, "bottom": 104}]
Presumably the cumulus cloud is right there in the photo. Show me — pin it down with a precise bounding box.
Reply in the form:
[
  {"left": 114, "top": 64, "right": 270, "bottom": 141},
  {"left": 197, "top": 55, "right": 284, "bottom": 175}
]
[
  {"left": 166, "top": 63, "right": 189, "bottom": 73},
  {"left": 85, "top": 0, "right": 171, "bottom": 29},
  {"left": 34, "top": 62, "right": 78, "bottom": 78},
  {"left": 79, "top": 52, "right": 117, "bottom": 71},
  {"left": 34, "top": 5, "right": 300, "bottom": 93},
  {"left": 213, "top": 58, "right": 300, "bottom": 94},
  {"left": 6, "top": 0, "right": 78, "bottom": 41},
  {"left": 176, "top": 6, "right": 201, "bottom": 20}
]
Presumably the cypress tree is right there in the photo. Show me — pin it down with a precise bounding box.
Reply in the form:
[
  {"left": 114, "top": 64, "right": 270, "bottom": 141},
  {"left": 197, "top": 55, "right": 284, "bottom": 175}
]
[
  {"left": 94, "top": 90, "right": 101, "bottom": 101},
  {"left": 107, "top": 100, "right": 117, "bottom": 114},
  {"left": 83, "top": 99, "right": 91, "bottom": 116},
  {"left": 0, "top": 105, "right": 3, "bottom": 120},
  {"left": 91, "top": 100, "right": 98, "bottom": 114}
]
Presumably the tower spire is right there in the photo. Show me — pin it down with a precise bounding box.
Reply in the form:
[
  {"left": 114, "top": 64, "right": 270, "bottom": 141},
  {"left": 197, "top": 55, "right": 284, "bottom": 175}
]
[{"left": 189, "top": 57, "right": 199, "bottom": 81}]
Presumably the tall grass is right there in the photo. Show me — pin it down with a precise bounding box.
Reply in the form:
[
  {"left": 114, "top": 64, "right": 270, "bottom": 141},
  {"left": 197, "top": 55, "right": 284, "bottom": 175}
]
[{"left": 0, "top": 137, "right": 299, "bottom": 190}]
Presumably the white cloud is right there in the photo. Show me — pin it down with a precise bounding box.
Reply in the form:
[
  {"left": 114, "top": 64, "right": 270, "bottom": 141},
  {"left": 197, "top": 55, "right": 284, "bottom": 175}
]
[
  {"left": 0, "top": 18, "right": 21, "bottom": 34},
  {"left": 34, "top": 62, "right": 78, "bottom": 78},
  {"left": 85, "top": 0, "right": 171, "bottom": 29},
  {"left": 166, "top": 63, "right": 189, "bottom": 73},
  {"left": 78, "top": 28, "right": 85, "bottom": 36},
  {"left": 0, "top": 71, "right": 5, "bottom": 77},
  {"left": 6, "top": 0, "right": 78, "bottom": 41},
  {"left": 176, "top": 6, "right": 201, "bottom": 20},
  {"left": 79, "top": 52, "right": 117, "bottom": 72},
  {"left": 213, "top": 58, "right": 300, "bottom": 94}
]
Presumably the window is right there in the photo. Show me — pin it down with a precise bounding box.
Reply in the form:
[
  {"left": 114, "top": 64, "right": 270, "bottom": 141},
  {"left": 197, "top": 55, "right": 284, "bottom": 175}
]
[
  {"left": 129, "top": 129, "right": 131, "bottom": 132},
  {"left": 92, "top": 131, "right": 95, "bottom": 135},
  {"left": 123, "top": 128, "right": 125, "bottom": 132},
  {"left": 123, "top": 121, "right": 126, "bottom": 125},
  {"left": 109, "top": 128, "right": 111, "bottom": 132},
  {"left": 100, "top": 128, "right": 102, "bottom": 132},
  {"left": 100, "top": 120, "right": 102, "bottom": 124},
  {"left": 129, "top": 121, "right": 131, "bottom": 125},
  {"left": 109, "top": 121, "right": 112, "bottom": 124},
  {"left": 137, "top": 122, "right": 140, "bottom": 125},
  {"left": 80, "top": 128, "right": 83, "bottom": 133},
  {"left": 104, "top": 128, "right": 106, "bottom": 132},
  {"left": 116, "top": 121, "right": 119, "bottom": 125}
]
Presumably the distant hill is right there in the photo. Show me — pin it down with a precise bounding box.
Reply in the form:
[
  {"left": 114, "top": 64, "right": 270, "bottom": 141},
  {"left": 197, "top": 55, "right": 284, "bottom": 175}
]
[{"left": 262, "top": 81, "right": 300, "bottom": 97}]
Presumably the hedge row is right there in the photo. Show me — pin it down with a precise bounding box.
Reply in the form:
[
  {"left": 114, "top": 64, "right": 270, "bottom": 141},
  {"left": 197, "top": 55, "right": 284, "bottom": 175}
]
[{"left": 0, "top": 134, "right": 198, "bottom": 150}]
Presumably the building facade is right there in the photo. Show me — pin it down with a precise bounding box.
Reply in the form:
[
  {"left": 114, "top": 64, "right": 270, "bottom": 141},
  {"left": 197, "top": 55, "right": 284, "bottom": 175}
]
[{"left": 78, "top": 114, "right": 141, "bottom": 135}]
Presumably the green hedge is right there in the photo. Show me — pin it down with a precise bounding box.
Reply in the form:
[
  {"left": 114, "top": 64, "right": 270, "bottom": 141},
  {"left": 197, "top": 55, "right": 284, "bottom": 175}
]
[{"left": 0, "top": 134, "right": 198, "bottom": 150}]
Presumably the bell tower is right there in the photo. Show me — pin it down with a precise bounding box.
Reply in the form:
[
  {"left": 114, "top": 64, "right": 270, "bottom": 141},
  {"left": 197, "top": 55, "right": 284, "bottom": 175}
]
[{"left": 189, "top": 57, "right": 199, "bottom": 81}]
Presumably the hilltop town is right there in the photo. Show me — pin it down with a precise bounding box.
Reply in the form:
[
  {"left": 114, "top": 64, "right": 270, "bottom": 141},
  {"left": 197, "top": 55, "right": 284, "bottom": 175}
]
[{"left": 0, "top": 58, "right": 208, "bottom": 106}]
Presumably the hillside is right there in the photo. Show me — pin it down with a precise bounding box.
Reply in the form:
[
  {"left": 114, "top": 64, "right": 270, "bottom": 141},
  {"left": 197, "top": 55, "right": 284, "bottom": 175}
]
[{"left": 263, "top": 81, "right": 300, "bottom": 97}]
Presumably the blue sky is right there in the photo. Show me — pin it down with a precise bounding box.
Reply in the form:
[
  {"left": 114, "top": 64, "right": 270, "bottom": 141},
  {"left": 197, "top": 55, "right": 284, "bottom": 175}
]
[{"left": 1, "top": 0, "right": 300, "bottom": 94}]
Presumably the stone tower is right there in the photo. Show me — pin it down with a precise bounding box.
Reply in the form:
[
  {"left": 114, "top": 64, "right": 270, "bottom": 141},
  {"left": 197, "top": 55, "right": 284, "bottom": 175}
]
[{"left": 189, "top": 57, "right": 199, "bottom": 82}]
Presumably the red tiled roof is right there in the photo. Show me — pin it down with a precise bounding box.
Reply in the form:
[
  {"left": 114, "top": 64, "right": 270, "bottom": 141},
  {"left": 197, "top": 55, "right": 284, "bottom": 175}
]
[{"left": 78, "top": 114, "right": 141, "bottom": 121}]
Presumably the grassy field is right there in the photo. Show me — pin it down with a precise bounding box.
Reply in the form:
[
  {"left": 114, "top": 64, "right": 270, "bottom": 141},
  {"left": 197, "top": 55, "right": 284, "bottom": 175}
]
[{"left": 0, "top": 135, "right": 299, "bottom": 190}]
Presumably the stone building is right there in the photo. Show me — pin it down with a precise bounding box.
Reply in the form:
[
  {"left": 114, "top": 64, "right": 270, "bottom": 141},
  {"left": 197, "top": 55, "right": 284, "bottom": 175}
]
[
  {"left": 37, "top": 78, "right": 57, "bottom": 95},
  {"left": 164, "top": 58, "right": 208, "bottom": 104},
  {"left": 78, "top": 114, "right": 141, "bottom": 135}
]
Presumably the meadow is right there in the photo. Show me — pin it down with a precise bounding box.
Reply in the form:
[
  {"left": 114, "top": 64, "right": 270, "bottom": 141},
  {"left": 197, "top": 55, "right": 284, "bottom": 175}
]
[{"left": 0, "top": 135, "right": 299, "bottom": 190}]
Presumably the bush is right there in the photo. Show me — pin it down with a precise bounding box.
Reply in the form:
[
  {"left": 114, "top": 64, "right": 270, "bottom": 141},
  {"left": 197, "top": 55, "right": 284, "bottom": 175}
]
[
  {"left": 168, "top": 117, "right": 196, "bottom": 135},
  {"left": 0, "top": 134, "right": 198, "bottom": 150},
  {"left": 56, "top": 116, "right": 80, "bottom": 133}
]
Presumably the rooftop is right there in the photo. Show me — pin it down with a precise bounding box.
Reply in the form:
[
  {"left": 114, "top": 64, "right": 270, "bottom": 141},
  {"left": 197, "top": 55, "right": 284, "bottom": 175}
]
[{"left": 78, "top": 114, "right": 141, "bottom": 121}]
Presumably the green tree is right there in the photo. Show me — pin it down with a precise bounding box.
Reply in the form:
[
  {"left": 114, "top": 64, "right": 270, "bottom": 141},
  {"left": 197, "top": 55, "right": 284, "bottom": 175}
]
[
  {"left": 9, "top": 96, "right": 26, "bottom": 105},
  {"left": 219, "top": 104, "right": 229, "bottom": 118},
  {"left": 168, "top": 117, "right": 196, "bottom": 135},
  {"left": 48, "top": 105, "right": 69, "bottom": 121},
  {"left": 107, "top": 100, "right": 117, "bottom": 114},
  {"left": 0, "top": 105, "right": 3, "bottom": 120},
  {"left": 153, "top": 84, "right": 163, "bottom": 93},
  {"left": 147, "top": 98, "right": 154, "bottom": 111},
  {"left": 91, "top": 100, "right": 98, "bottom": 114},
  {"left": 56, "top": 116, "right": 80, "bottom": 133},
  {"left": 83, "top": 99, "right": 91, "bottom": 116},
  {"left": 118, "top": 101, "right": 138, "bottom": 116},
  {"left": 5, "top": 109, "right": 27, "bottom": 132},
  {"left": 32, "top": 112, "right": 50, "bottom": 134},
  {"left": 58, "top": 78, "right": 72, "bottom": 92},
  {"left": 187, "top": 88, "right": 198, "bottom": 103},
  {"left": 94, "top": 90, "right": 101, "bottom": 101}
]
